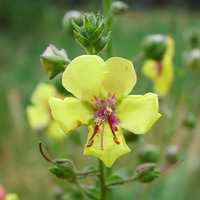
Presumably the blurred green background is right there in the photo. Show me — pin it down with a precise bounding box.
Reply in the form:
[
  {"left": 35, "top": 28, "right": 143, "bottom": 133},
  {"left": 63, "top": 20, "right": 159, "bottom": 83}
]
[{"left": 0, "top": 0, "right": 200, "bottom": 199}]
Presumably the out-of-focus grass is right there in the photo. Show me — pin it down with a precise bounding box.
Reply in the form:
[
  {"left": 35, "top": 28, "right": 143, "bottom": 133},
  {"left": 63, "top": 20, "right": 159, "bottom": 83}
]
[{"left": 0, "top": 2, "right": 200, "bottom": 200}]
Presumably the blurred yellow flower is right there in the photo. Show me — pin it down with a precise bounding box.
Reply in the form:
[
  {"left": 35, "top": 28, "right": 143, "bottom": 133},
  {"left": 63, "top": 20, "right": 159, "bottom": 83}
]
[
  {"left": 27, "top": 83, "right": 65, "bottom": 140},
  {"left": 142, "top": 36, "right": 174, "bottom": 97},
  {"left": 6, "top": 193, "right": 19, "bottom": 200},
  {"left": 49, "top": 55, "right": 161, "bottom": 167}
]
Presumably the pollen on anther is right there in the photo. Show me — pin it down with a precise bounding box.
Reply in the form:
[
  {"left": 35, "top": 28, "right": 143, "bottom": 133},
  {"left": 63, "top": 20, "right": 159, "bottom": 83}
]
[
  {"left": 86, "top": 139, "right": 94, "bottom": 148},
  {"left": 114, "top": 125, "right": 119, "bottom": 132},
  {"left": 113, "top": 137, "right": 120, "bottom": 145},
  {"left": 105, "top": 107, "right": 112, "bottom": 115}
]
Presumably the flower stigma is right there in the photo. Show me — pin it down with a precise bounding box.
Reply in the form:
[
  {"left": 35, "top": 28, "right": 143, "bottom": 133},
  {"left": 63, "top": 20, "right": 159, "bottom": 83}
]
[{"left": 87, "top": 93, "right": 120, "bottom": 150}]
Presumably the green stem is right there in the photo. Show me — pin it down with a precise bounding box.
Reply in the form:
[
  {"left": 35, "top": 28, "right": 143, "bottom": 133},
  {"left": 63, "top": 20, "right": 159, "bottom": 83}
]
[
  {"left": 108, "top": 175, "right": 137, "bottom": 186},
  {"left": 98, "top": 159, "right": 107, "bottom": 200},
  {"left": 102, "top": 0, "right": 113, "bottom": 59}
]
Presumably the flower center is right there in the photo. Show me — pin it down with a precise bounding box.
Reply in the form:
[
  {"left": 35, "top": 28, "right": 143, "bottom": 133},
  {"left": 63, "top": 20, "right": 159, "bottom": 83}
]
[{"left": 86, "top": 93, "right": 120, "bottom": 150}]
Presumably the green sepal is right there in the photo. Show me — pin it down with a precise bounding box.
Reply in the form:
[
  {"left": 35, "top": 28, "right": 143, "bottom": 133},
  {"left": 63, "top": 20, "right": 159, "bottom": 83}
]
[
  {"left": 72, "top": 19, "right": 88, "bottom": 39},
  {"left": 49, "top": 159, "right": 76, "bottom": 182},
  {"left": 49, "top": 64, "right": 66, "bottom": 80},
  {"left": 93, "top": 31, "right": 111, "bottom": 54},
  {"left": 48, "top": 166, "right": 70, "bottom": 179},
  {"left": 74, "top": 31, "right": 91, "bottom": 49},
  {"left": 84, "top": 14, "right": 94, "bottom": 34},
  {"left": 91, "top": 21, "right": 104, "bottom": 42},
  {"left": 135, "top": 163, "right": 160, "bottom": 183},
  {"left": 86, "top": 13, "right": 97, "bottom": 27},
  {"left": 40, "top": 55, "right": 68, "bottom": 65}
]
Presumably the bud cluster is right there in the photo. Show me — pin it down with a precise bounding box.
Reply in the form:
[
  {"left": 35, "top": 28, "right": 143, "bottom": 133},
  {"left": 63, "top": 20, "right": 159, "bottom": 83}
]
[{"left": 72, "top": 12, "right": 111, "bottom": 55}]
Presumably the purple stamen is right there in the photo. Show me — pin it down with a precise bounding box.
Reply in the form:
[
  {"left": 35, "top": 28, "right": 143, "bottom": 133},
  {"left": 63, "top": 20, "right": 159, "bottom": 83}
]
[
  {"left": 156, "top": 61, "right": 162, "bottom": 76},
  {"left": 159, "top": 158, "right": 184, "bottom": 171},
  {"left": 101, "top": 122, "right": 105, "bottom": 150}
]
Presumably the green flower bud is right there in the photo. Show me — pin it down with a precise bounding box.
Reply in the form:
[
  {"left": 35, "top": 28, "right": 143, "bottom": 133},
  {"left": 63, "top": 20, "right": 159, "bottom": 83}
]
[
  {"left": 135, "top": 163, "right": 160, "bottom": 183},
  {"left": 62, "top": 10, "right": 83, "bottom": 36},
  {"left": 40, "top": 44, "right": 69, "bottom": 79},
  {"left": 138, "top": 144, "right": 159, "bottom": 163},
  {"left": 165, "top": 145, "right": 180, "bottom": 164},
  {"left": 182, "top": 113, "right": 196, "bottom": 128},
  {"left": 110, "top": 1, "right": 128, "bottom": 15},
  {"left": 72, "top": 12, "right": 110, "bottom": 55},
  {"left": 186, "top": 29, "right": 200, "bottom": 48},
  {"left": 142, "top": 34, "right": 167, "bottom": 61},
  {"left": 49, "top": 159, "right": 76, "bottom": 182},
  {"left": 184, "top": 49, "right": 200, "bottom": 70}
]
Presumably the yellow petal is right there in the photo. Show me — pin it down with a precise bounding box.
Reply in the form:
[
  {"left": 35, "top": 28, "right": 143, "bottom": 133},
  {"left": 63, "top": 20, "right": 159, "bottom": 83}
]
[
  {"left": 142, "top": 59, "right": 158, "bottom": 81},
  {"left": 6, "top": 193, "right": 19, "bottom": 200},
  {"left": 49, "top": 97, "right": 92, "bottom": 134},
  {"left": 84, "top": 123, "right": 130, "bottom": 168},
  {"left": 31, "top": 83, "right": 58, "bottom": 106},
  {"left": 26, "top": 105, "right": 50, "bottom": 130},
  {"left": 62, "top": 55, "right": 107, "bottom": 102},
  {"left": 117, "top": 93, "right": 161, "bottom": 134},
  {"left": 47, "top": 121, "right": 66, "bottom": 140},
  {"left": 153, "top": 57, "right": 174, "bottom": 97},
  {"left": 164, "top": 36, "right": 174, "bottom": 58},
  {"left": 103, "top": 57, "right": 137, "bottom": 99}
]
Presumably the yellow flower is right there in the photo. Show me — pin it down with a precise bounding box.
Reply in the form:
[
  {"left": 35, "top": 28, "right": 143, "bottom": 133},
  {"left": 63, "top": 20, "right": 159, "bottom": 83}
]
[
  {"left": 6, "top": 193, "right": 19, "bottom": 200},
  {"left": 27, "top": 83, "right": 65, "bottom": 140},
  {"left": 142, "top": 36, "right": 174, "bottom": 97},
  {"left": 49, "top": 55, "right": 161, "bottom": 167}
]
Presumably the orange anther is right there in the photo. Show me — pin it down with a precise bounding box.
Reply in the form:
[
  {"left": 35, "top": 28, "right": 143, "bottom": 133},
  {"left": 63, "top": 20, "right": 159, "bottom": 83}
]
[
  {"left": 113, "top": 137, "right": 120, "bottom": 145},
  {"left": 114, "top": 125, "right": 119, "bottom": 132},
  {"left": 99, "top": 119, "right": 103, "bottom": 125},
  {"left": 86, "top": 139, "right": 94, "bottom": 148},
  {"left": 105, "top": 107, "right": 112, "bottom": 115}
]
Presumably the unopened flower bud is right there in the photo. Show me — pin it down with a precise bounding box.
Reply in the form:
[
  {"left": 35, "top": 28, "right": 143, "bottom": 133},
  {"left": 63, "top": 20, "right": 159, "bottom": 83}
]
[
  {"left": 49, "top": 159, "right": 76, "bottom": 182},
  {"left": 142, "top": 34, "right": 167, "bottom": 61},
  {"left": 40, "top": 44, "right": 69, "bottom": 79},
  {"left": 182, "top": 113, "right": 196, "bottom": 128},
  {"left": 135, "top": 163, "right": 160, "bottom": 183},
  {"left": 184, "top": 49, "right": 200, "bottom": 70},
  {"left": 165, "top": 145, "right": 179, "bottom": 164},
  {"left": 62, "top": 10, "right": 83, "bottom": 36},
  {"left": 138, "top": 144, "right": 159, "bottom": 163},
  {"left": 186, "top": 29, "right": 200, "bottom": 48},
  {"left": 72, "top": 12, "right": 110, "bottom": 55},
  {"left": 110, "top": 1, "right": 128, "bottom": 15}
]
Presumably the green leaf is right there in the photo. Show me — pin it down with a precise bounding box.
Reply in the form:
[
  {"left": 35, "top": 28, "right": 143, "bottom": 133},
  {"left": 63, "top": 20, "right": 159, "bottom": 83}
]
[{"left": 84, "top": 187, "right": 100, "bottom": 200}]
